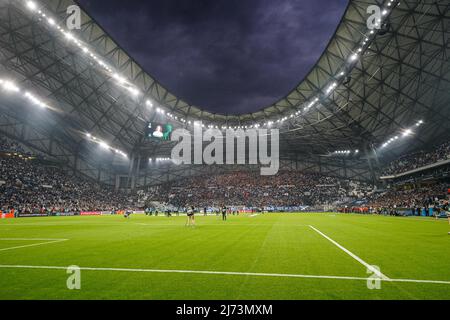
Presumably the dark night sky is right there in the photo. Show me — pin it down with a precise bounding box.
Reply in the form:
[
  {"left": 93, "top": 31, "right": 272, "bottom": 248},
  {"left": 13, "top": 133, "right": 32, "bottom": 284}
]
[{"left": 77, "top": 0, "right": 348, "bottom": 115}]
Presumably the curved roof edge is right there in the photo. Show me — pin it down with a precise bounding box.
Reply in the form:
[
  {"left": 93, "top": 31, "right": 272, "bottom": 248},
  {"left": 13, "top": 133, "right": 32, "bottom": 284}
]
[{"left": 45, "top": 0, "right": 367, "bottom": 125}]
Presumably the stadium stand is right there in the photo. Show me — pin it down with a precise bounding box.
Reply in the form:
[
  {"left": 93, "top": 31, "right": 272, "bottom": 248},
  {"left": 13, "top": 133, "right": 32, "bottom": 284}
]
[
  {"left": 0, "top": 138, "right": 370, "bottom": 213},
  {"left": 381, "top": 140, "right": 450, "bottom": 176},
  {"left": 144, "top": 171, "right": 372, "bottom": 209},
  {"left": 1, "top": 137, "right": 448, "bottom": 216},
  {"left": 338, "top": 141, "right": 450, "bottom": 216},
  {"left": 0, "top": 138, "right": 133, "bottom": 215},
  {"left": 364, "top": 184, "right": 449, "bottom": 214},
  {"left": 0, "top": 0, "right": 447, "bottom": 220}
]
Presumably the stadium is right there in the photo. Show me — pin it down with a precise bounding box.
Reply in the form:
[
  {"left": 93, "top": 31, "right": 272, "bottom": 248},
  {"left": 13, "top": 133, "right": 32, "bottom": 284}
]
[{"left": 0, "top": 0, "right": 449, "bottom": 301}]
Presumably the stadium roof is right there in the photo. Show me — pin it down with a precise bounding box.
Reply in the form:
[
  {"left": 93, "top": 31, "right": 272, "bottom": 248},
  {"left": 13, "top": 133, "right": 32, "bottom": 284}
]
[{"left": 0, "top": 0, "right": 449, "bottom": 184}]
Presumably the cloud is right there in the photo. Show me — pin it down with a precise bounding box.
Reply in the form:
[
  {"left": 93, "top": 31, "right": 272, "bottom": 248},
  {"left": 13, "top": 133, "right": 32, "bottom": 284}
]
[{"left": 77, "top": 0, "right": 348, "bottom": 115}]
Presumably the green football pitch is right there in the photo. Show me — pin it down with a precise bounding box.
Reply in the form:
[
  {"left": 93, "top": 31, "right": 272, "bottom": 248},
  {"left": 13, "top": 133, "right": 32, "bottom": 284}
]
[{"left": 0, "top": 213, "right": 449, "bottom": 300}]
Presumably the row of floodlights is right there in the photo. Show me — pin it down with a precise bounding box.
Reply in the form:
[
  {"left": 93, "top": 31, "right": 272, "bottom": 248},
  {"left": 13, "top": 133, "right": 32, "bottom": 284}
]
[
  {"left": 1, "top": 74, "right": 128, "bottom": 158},
  {"left": 0, "top": 78, "right": 51, "bottom": 109},
  {"left": 381, "top": 120, "right": 424, "bottom": 149},
  {"left": 149, "top": 158, "right": 171, "bottom": 162},
  {"left": 334, "top": 150, "right": 359, "bottom": 155},
  {"left": 25, "top": 1, "right": 141, "bottom": 97},
  {"left": 85, "top": 133, "right": 127, "bottom": 158}
]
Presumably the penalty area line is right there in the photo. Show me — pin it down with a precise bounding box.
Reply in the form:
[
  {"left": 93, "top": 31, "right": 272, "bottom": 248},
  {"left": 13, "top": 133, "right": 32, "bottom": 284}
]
[
  {"left": 0, "top": 265, "right": 449, "bottom": 285},
  {"left": 0, "top": 238, "right": 68, "bottom": 241},
  {"left": 309, "top": 225, "right": 390, "bottom": 280},
  {"left": 0, "top": 239, "right": 68, "bottom": 252}
]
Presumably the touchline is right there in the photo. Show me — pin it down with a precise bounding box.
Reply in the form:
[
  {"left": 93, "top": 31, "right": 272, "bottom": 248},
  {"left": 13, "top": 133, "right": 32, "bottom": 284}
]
[{"left": 170, "top": 125, "right": 280, "bottom": 175}]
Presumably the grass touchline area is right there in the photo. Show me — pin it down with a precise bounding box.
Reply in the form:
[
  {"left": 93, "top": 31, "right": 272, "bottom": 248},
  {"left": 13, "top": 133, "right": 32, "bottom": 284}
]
[{"left": 0, "top": 213, "right": 449, "bottom": 300}]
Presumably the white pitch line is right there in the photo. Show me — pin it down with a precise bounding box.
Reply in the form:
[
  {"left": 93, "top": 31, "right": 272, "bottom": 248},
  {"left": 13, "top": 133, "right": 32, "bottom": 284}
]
[
  {"left": 0, "top": 238, "right": 68, "bottom": 241},
  {"left": 0, "top": 264, "right": 366, "bottom": 281},
  {"left": 309, "top": 225, "right": 390, "bottom": 280},
  {"left": 386, "top": 278, "right": 450, "bottom": 285},
  {"left": 0, "top": 239, "right": 68, "bottom": 252},
  {"left": 0, "top": 264, "right": 449, "bottom": 286}
]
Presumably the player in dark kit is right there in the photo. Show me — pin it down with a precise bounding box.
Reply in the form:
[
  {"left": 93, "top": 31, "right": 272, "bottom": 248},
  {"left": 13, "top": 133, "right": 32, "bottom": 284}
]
[
  {"left": 124, "top": 210, "right": 133, "bottom": 219},
  {"left": 221, "top": 206, "right": 227, "bottom": 221}
]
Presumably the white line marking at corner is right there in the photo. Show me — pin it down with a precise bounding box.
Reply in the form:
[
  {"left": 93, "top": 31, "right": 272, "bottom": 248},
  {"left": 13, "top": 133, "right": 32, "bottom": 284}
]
[{"left": 309, "top": 225, "right": 390, "bottom": 280}]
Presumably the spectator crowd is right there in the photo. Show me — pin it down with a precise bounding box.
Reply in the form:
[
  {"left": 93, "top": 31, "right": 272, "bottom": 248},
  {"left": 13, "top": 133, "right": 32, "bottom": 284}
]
[
  {"left": 1, "top": 137, "right": 448, "bottom": 216},
  {"left": 145, "top": 171, "right": 360, "bottom": 208},
  {"left": 0, "top": 138, "right": 133, "bottom": 215},
  {"left": 382, "top": 140, "right": 450, "bottom": 176},
  {"left": 366, "top": 184, "right": 448, "bottom": 210}
]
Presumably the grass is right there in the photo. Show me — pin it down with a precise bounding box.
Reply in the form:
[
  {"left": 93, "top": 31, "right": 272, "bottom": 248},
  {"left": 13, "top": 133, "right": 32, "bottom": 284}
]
[{"left": 0, "top": 213, "right": 449, "bottom": 300}]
